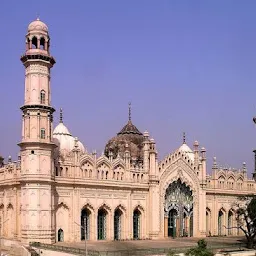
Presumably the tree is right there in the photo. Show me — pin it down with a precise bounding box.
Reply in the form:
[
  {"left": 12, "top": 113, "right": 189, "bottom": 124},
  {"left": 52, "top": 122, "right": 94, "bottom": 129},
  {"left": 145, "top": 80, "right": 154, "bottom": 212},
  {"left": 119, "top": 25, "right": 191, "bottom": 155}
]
[
  {"left": 185, "top": 239, "right": 214, "bottom": 256},
  {"left": 231, "top": 195, "right": 256, "bottom": 249}
]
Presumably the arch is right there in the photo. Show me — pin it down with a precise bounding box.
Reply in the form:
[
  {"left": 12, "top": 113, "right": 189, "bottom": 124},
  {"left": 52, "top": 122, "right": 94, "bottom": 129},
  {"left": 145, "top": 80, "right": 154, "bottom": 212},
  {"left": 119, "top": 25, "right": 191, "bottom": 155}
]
[
  {"left": 6, "top": 204, "right": 14, "bottom": 238},
  {"left": 133, "top": 208, "right": 142, "bottom": 239},
  {"left": 96, "top": 158, "right": 111, "bottom": 180},
  {"left": 206, "top": 207, "right": 211, "bottom": 236},
  {"left": 227, "top": 176, "right": 235, "bottom": 190},
  {"left": 112, "top": 159, "right": 125, "bottom": 170},
  {"left": 56, "top": 203, "right": 69, "bottom": 242},
  {"left": 218, "top": 208, "right": 225, "bottom": 236},
  {"left": 114, "top": 208, "right": 123, "bottom": 240},
  {"left": 81, "top": 203, "right": 94, "bottom": 212},
  {"left": 81, "top": 208, "right": 91, "bottom": 240},
  {"left": 79, "top": 155, "right": 94, "bottom": 167},
  {"left": 96, "top": 156, "right": 111, "bottom": 170},
  {"left": 160, "top": 164, "right": 199, "bottom": 198},
  {"left": 97, "top": 208, "right": 108, "bottom": 240},
  {"left": 57, "top": 228, "right": 64, "bottom": 242},
  {"left": 40, "top": 90, "right": 46, "bottom": 104},
  {"left": 228, "top": 209, "right": 235, "bottom": 235},
  {"left": 40, "top": 37, "right": 45, "bottom": 50},
  {"left": 164, "top": 179, "right": 193, "bottom": 238},
  {"left": 31, "top": 36, "right": 37, "bottom": 49},
  {"left": 114, "top": 204, "right": 126, "bottom": 213}
]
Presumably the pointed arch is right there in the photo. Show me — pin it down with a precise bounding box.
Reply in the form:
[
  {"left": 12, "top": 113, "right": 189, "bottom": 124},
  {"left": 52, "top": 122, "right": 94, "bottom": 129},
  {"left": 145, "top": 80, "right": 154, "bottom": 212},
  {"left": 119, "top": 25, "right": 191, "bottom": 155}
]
[
  {"left": 96, "top": 157, "right": 111, "bottom": 180},
  {"left": 56, "top": 201, "right": 69, "bottom": 211},
  {"left": 79, "top": 154, "right": 94, "bottom": 167},
  {"left": 206, "top": 207, "right": 211, "bottom": 236},
  {"left": 114, "top": 204, "right": 126, "bottom": 213},
  {"left": 80, "top": 156, "right": 94, "bottom": 178},
  {"left": 133, "top": 204, "right": 144, "bottom": 213},
  {"left": 97, "top": 203, "right": 110, "bottom": 240},
  {"left": 96, "top": 156, "right": 111, "bottom": 169},
  {"left": 81, "top": 202, "right": 94, "bottom": 213},
  {"left": 112, "top": 158, "right": 125, "bottom": 170},
  {"left": 6, "top": 203, "right": 13, "bottom": 238},
  {"left": 98, "top": 203, "right": 111, "bottom": 213},
  {"left": 56, "top": 202, "right": 69, "bottom": 242}
]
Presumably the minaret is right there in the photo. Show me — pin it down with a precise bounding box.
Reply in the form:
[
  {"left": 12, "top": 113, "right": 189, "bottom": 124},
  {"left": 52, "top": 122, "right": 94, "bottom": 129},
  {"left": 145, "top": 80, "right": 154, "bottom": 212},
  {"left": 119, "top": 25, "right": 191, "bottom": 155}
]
[{"left": 18, "top": 18, "right": 56, "bottom": 243}]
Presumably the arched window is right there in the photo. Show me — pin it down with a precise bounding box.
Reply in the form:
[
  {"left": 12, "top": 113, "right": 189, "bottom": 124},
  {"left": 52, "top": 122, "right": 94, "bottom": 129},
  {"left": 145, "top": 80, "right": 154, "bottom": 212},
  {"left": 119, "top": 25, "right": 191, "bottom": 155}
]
[
  {"left": 58, "top": 228, "right": 64, "bottom": 242},
  {"left": 40, "top": 37, "right": 45, "bottom": 50},
  {"left": 81, "top": 208, "right": 90, "bottom": 240},
  {"left": 40, "top": 90, "right": 46, "bottom": 104},
  {"left": 98, "top": 208, "right": 107, "bottom": 240},
  {"left": 31, "top": 36, "right": 37, "bottom": 49},
  {"left": 114, "top": 209, "right": 122, "bottom": 240},
  {"left": 133, "top": 209, "right": 141, "bottom": 239},
  {"left": 40, "top": 128, "right": 46, "bottom": 139},
  {"left": 218, "top": 210, "right": 224, "bottom": 236}
]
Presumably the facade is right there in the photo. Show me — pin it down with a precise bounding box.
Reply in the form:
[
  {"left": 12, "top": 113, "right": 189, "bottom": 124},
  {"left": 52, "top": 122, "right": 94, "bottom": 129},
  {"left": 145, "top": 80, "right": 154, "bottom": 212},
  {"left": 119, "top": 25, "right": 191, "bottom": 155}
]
[{"left": 0, "top": 19, "right": 255, "bottom": 244}]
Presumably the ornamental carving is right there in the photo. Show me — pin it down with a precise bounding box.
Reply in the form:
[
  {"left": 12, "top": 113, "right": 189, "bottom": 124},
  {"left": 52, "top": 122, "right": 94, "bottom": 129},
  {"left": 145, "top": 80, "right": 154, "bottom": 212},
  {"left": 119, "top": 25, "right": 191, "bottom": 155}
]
[
  {"left": 164, "top": 179, "right": 193, "bottom": 217},
  {"left": 25, "top": 64, "right": 49, "bottom": 75}
]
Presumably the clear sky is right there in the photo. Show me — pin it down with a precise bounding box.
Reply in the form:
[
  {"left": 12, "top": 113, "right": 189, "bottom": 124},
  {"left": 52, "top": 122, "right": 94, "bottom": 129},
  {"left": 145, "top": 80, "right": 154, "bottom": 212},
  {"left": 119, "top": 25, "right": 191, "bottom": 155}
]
[{"left": 0, "top": 0, "right": 256, "bottom": 174}]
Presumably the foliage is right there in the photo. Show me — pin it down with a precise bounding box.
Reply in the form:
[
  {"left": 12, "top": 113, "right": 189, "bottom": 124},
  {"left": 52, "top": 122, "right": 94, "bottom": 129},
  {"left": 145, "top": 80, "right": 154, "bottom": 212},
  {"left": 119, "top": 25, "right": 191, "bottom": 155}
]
[
  {"left": 185, "top": 239, "right": 214, "bottom": 256},
  {"left": 167, "top": 249, "right": 177, "bottom": 256},
  {"left": 233, "top": 195, "right": 256, "bottom": 249}
]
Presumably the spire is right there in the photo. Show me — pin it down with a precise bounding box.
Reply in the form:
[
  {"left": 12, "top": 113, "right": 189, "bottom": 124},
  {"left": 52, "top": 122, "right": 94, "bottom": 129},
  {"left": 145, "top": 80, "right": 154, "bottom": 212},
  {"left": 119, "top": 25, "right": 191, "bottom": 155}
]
[
  {"left": 183, "top": 132, "right": 186, "bottom": 144},
  {"left": 60, "top": 108, "right": 63, "bottom": 123},
  {"left": 128, "top": 102, "right": 131, "bottom": 121}
]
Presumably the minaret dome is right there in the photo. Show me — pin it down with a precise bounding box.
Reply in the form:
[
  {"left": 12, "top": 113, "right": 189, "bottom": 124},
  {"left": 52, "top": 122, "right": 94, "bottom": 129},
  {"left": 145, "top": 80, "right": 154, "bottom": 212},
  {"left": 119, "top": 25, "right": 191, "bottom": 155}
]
[{"left": 25, "top": 18, "right": 51, "bottom": 53}]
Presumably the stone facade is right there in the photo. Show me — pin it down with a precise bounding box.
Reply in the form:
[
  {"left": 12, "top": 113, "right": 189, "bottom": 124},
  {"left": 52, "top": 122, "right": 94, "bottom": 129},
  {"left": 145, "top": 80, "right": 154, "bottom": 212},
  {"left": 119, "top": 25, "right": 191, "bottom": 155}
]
[{"left": 0, "top": 19, "right": 255, "bottom": 244}]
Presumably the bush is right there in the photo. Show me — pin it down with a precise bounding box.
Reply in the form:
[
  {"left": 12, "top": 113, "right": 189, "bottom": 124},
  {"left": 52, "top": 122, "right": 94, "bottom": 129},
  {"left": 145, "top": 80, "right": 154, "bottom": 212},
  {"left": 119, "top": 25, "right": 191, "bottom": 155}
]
[{"left": 185, "top": 239, "right": 214, "bottom": 256}]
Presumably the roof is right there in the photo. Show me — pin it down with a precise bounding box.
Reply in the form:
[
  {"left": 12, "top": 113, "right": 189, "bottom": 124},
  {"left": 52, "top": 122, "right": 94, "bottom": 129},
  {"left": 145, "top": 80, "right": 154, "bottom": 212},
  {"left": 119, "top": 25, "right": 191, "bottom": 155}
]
[{"left": 117, "top": 120, "right": 143, "bottom": 136}]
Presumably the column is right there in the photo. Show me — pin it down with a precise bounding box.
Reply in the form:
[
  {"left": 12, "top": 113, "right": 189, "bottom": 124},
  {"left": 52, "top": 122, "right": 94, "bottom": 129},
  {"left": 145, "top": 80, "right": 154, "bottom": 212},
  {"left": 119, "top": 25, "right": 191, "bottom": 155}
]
[{"left": 164, "top": 216, "right": 168, "bottom": 237}]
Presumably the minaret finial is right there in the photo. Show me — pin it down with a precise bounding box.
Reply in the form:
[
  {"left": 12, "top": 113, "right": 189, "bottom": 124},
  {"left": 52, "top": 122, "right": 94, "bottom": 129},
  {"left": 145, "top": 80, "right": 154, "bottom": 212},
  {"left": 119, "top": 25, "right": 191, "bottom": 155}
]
[
  {"left": 128, "top": 102, "right": 131, "bottom": 121},
  {"left": 36, "top": 13, "right": 40, "bottom": 21},
  {"left": 183, "top": 132, "right": 186, "bottom": 144},
  {"left": 60, "top": 108, "right": 63, "bottom": 123}
]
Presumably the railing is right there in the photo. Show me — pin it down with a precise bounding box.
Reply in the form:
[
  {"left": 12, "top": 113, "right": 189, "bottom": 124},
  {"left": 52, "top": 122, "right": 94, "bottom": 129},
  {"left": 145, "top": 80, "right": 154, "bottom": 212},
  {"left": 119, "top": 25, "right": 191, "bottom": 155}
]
[{"left": 30, "top": 241, "right": 248, "bottom": 256}]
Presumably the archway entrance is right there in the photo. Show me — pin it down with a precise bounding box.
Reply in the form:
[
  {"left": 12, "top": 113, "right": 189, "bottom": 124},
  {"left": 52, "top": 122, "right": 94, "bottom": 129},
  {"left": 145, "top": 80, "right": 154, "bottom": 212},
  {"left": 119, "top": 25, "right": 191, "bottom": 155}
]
[
  {"left": 164, "top": 179, "right": 193, "bottom": 238},
  {"left": 58, "top": 228, "right": 64, "bottom": 242}
]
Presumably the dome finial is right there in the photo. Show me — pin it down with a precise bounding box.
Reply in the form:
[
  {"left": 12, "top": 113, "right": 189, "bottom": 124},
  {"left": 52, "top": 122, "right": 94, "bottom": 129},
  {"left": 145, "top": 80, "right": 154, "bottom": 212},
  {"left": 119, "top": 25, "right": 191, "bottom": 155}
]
[
  {"left": 36, "top": 12, "right": 40, "bottom": 21},
  {"left": 183, "top": 132, "right": 186, "bottom": 144},
  {"left": 60, "top": 108, "right": 63, "bottom": 123},
  {"left": 128, "top": 102, "right": 131, "bottom": 121}
]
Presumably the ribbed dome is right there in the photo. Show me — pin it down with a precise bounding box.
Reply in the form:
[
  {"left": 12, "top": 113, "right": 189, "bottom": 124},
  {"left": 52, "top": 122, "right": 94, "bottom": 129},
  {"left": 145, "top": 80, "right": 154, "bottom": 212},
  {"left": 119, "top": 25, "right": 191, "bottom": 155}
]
[
  {"left": 28, "top": 18, "right": 48, "bottom": 33},
  {"left": 53, "top": 109, "right": 85, "bottom": 155},
  {"left": 105, "top": 104, "right": 144, "bottom": 160}
]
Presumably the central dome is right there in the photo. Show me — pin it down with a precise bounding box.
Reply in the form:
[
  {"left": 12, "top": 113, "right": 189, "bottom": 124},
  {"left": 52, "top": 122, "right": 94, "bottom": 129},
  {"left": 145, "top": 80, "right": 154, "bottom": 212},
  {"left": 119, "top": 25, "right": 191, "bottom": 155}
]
[{"left": 104, "top": 104, "right": 144, "bottom": 160}]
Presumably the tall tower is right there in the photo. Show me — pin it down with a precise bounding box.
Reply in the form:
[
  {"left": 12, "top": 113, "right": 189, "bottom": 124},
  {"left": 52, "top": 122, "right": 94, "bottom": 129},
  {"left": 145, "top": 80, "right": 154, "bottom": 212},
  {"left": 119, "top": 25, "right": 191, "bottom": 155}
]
[{"left": 18, "top": 18, "right": 56, "bottom": 243}]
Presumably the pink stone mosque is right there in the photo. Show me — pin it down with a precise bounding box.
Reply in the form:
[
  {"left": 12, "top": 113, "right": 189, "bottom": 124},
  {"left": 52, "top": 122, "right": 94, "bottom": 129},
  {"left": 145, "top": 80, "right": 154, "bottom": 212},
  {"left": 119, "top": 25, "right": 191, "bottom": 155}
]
[{"left": 0, "top": 18, "right": 255, "bottom": 244}]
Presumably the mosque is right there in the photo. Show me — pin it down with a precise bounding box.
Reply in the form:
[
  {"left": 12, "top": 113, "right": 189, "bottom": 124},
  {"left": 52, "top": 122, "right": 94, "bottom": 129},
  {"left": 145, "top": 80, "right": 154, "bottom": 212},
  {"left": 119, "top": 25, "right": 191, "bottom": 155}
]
[{"left": 0, "top": 18, "right": 255, "bottom": 244}]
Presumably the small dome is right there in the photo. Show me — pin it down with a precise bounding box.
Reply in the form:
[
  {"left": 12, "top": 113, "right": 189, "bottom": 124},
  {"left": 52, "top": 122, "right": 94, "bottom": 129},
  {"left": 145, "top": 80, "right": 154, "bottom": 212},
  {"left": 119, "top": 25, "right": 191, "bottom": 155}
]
[
  {"left": 179, "top": 143, "right": 194, "bottom": 162},
  {"left": 53, "top": 109, "right": 85, "bottom": 155},
  {"left": 28, "top": 18, "right": 48, "bottom": 33},
  {"left": 53, "top": 122, "right": 71, "bottom": 136}
]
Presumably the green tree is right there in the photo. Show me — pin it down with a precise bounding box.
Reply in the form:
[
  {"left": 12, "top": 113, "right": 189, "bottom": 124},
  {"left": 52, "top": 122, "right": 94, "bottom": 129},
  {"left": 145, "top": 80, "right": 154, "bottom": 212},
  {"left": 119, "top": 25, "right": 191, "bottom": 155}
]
[
  {"left": 233, "top": 196, "right": 256, "bottom": 249},
  {"left": 185, "top": 239, "right": 214, "bottom": 256}
]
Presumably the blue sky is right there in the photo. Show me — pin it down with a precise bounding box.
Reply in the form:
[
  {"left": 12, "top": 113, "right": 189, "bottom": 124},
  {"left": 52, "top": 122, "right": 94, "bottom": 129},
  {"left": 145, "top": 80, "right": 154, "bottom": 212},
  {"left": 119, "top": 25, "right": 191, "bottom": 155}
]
[{"left": 0, "top": 0, "right": 256, "bottom": 174}]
